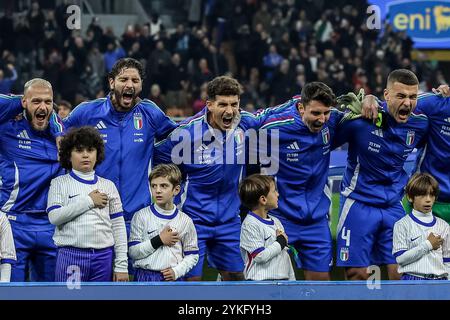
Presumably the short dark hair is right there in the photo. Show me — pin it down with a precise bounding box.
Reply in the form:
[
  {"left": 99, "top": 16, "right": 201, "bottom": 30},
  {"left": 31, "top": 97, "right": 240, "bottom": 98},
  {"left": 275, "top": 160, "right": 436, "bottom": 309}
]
[
  {"left": 301, "top": 82, "right": 336, "bottom": 107},
  {"left": 387, "top": 69, "right": 419, "bottom": 87},
  {"left": 149, "top": 164, "right": 182, "bottom": 187},
  {"left": 59, "top": 126, "right": 105, "bottom": 170},
  {"left": 207, "top": 76, "right": 243, "bottom": 100},
  {"left": 108, "top": 58, "right": 145, "bottom": 81},
  {"left": 239, "top": 174, "right": 275, "bottom": 210},
  {"left": 405, "top": 173, "right": 440, "bottom": 201}
]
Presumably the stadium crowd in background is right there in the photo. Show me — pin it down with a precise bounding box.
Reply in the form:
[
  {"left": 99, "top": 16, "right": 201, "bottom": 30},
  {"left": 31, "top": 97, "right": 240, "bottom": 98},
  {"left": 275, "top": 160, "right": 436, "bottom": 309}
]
[
  {"left": 0, "top": 0, "right": 446, "bottom": 117},
  {"left": 1, "top": 0, "right": 450, "bottom": 283}
]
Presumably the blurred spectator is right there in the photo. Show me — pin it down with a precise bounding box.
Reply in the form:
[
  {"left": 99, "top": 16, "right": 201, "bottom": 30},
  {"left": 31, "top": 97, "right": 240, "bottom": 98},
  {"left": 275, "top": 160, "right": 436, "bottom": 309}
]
[
  {"left": 270, "top": 59, "right": 296, "bottom": 105},
  {"left": 0, "top": 0, "right": 444, "bottom": 110},
  {"left": 149, "top": 13, "right": 163, "bottom": 37},
  {"left": 121, "top": 24, "right": 137, "bottom": 52},
  {"left": 59, "top": 54, "right": 78, "bottom": 105},
  {"left": 169, "top": 24, "right": 190, "bottom": 62},
  {"left": 137, "top": 23, "right": 154, "bottom": 58},
  {"left": 207, "top": 44, "right": 228, "bottom": 76},
  {"left": 188, "top": 0, "right": 202, "bottom": 27},
  {"left": 166, "top": 53, "right": 188, "bottom": 109},
  {"left": 56, "top": 100, "right": 72, "bottom": 119},
  {"left": 87, "top": 16, "right": 104, "bottom": 46},
  {"left": 28, "top": 1, "right": 45, "bottom": 46},
  {"left": 128, "top": 41, "right": 145, "bottom": 61},
  {"left": 79, "top": 63, "right": 102, "bottom": 100},
  {"left": 147, "top": 40, "right": 171, "bottom": 91},
  {"left": 314, "top": 13, "right": 333, "bottom": 43},
  {"left": 277, "top": 31, "right": 292, "bottom": 59},
  {"left": 252, "top": 2, "right": 271, "bottom": 34},
  {"left": 87, "top": 44, "right": 105, "bottom": 84},
  {"left": 192, "top": 82, "right": 207, "bottom": 114},
  {"left": 148, "top": 83, "right": 167, "bottom": 111},
  {"left": 42, "top": 50, "right": 62, "bottom": 92},
  {"left": 0, "top": 63, "right": 17, "bottom": 94},
  {"left": 104, "top": 40, "right": 126, "bottom": 72},
  {"left": 262, "top": 44, "right": 283, "bottom": 82},
  {"left": 0, "top": 11, "right": 14, "bottom": 52},
  {"left": 68, "top": 36, "right": 88, "bottom": 74},
  {"left": 192, "top": 58, "right": 213, "bottom": 89}
]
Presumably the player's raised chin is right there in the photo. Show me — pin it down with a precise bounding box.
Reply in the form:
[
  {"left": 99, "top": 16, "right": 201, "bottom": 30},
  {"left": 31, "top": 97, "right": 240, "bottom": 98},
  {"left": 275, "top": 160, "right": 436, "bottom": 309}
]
[
  {"left": 22, "top": 81, "right": 54, "bottom": 131},
  {"left": 384, "top": 81, "right": 419, "bottom": 124}
]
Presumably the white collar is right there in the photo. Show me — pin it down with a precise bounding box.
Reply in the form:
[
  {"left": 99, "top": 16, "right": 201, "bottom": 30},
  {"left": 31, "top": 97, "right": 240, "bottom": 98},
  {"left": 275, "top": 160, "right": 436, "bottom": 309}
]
[
  {"left": 412, "top": 209, "right": 434, "bottom": 223},
  {"left": 72, "top": 169, "right": 95, "bottom": 181}
]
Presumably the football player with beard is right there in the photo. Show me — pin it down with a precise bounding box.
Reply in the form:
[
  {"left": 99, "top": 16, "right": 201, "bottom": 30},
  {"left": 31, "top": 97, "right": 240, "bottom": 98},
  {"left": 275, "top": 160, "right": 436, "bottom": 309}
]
[
  {"left": 64, "top": 58, "right": 177, "bottom": 248},
  {"left": 0, "top": 78, "right": 64, "bottom": 281}
]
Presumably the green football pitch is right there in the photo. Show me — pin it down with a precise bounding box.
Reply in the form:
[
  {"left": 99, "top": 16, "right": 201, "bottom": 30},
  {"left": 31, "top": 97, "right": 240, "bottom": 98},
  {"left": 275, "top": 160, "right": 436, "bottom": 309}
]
[{"left": 202, "top": 193, "right": 407, "bottom": 280}]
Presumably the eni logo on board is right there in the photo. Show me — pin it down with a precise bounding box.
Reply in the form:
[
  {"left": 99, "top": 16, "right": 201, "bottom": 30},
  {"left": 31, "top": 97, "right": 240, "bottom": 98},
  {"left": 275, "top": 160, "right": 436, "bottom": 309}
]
[{"left": 388, "top": 1, "right": 450, "bottom": 38}]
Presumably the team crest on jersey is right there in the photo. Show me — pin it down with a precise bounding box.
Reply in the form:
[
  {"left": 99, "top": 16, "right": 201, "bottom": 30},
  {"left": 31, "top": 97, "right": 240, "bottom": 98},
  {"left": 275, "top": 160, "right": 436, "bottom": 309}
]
[
  {"left": 340, "top": 247, "right": 349, "bottom": 261},
  {"left": 234, "top": 129, "right": 244, "bottom": 145},
  {"left": 133, "top": 113, "right": 143, "bottom": 130},
  {"left": 322, "top": 127, "right": 330, "bottom": 145},
  {"left": 406, "top": 130, "right": 415, "bottom": 146}
]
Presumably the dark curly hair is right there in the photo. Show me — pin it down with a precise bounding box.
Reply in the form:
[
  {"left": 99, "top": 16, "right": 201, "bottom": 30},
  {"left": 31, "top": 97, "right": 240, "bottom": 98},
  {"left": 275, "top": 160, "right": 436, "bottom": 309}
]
[
  {"left": 108, "top": 57, "right": 145, "bottom": 81},
  {"left": 59, "top": 126, "right": 105, "bottom": 170},
  {"left": 207, "top": 76, "right": 243, "bottom": 100}
]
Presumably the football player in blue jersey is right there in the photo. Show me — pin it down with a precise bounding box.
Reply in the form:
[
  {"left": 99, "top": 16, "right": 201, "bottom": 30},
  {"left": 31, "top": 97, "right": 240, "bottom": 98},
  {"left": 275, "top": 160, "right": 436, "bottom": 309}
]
[
  {"left": 335, "top": 69, "right": 429, "bottom": 280},
  {"left": 260, "top": 82, "right": 342, "bottom": 280},
  {"left": 362, "top": 83, "right": 450, "bottom": 224},
  {"left": 0, "top": 79, "right": 64, "bottom": 281},
  {"left": 64, "top": 58, "right": 177, "bottom": 227},
  {"left": 154, "top": 76, "right": 292, "bottom": 280}
]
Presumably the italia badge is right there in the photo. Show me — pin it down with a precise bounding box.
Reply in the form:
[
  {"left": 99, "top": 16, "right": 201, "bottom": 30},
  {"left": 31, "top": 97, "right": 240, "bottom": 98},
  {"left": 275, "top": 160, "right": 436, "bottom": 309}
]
[
  {"left": 234, "top": 129, "right": 244, "bottom": 145},
  {"left": 340, "top": 247, "right": 349, "bottom": 261},
  {"left": 322, "top": 127, "right": 330, "bottom": 145},
  {"left": 134, "top": 113, "right": 143, "bottom": 130},
  {"left": 406, "top": 130, "right": 415, "bottom": 146}
]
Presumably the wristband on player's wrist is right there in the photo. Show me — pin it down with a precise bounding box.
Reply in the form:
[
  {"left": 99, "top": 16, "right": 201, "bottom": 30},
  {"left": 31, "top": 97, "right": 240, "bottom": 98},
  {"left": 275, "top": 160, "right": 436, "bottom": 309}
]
[{"left": 151, "top": 235, "right": 163, "bottom": 249}]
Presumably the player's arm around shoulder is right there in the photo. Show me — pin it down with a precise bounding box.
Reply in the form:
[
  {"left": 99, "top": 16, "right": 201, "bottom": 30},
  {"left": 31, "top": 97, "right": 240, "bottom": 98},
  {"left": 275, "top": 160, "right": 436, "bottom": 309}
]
[
  {"left": 62, "top": 101, "right": 88, "bottom": 129},
  {"left": 415, "top": 92, "right": 449, "bottom": 117},
  {"left": 243, "top": 98, "right": 297, "bottom": 130},
  {"left": 141, "top": 100, "right": 178, "bottom": 141},
  {"left": 0, "top": 94, "right": 22, "bottom": 125}
]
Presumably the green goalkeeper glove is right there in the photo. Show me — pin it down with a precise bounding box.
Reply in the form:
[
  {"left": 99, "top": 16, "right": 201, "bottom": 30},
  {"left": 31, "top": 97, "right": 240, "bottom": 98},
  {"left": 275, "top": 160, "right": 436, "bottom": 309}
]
[
  {"left": 336, "top": 88, "right": 365, "bottom": 123},
  {"left": 337, "top": 89, "right": 388, "bottom": 129}
]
